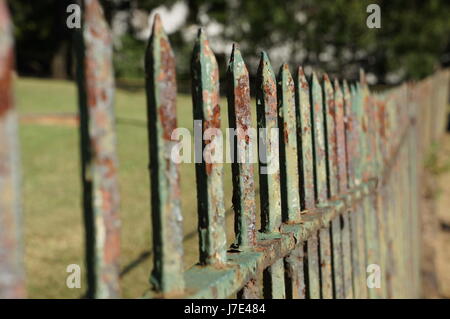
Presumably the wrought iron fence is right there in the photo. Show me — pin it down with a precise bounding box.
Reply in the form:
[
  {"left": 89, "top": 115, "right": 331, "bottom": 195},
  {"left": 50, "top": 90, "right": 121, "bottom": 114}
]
[{"left": 0, "top": 0, "right": 449, "bottom": 299}]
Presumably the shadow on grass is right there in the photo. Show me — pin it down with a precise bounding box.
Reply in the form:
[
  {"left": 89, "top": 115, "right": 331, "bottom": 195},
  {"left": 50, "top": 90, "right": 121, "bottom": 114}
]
[{"left": 119, "top": 188, "right": 260, "bottom": 278}]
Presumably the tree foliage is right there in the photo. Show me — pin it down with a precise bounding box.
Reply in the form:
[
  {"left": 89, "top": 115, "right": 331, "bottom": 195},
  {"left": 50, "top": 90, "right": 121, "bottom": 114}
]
[{"left": 7, "top": 0, "right": 450, "bottom": 84}]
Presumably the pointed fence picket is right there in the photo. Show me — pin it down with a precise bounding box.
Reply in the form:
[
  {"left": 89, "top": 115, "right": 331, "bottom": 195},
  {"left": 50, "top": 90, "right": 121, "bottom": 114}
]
[{"left": 1, "top": 0, "right": 449, "bottom": 299}]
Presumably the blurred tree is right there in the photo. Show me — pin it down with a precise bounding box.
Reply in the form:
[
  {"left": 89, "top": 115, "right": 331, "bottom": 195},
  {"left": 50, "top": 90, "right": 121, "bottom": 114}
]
[
  {"left": 7, "top": 0, "right": 450, "bottom": 84},
  {"left": 159, "top": 0, "right": 450, "bottom": 83},
  {"left": 9, "top": 0, "right": 72, "bottom": 78},
  {"left": 375, "top": 0, "right": 450, "bottom": 81}
]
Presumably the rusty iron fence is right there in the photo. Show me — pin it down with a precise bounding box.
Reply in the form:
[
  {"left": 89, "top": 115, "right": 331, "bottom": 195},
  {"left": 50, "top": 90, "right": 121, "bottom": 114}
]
[
  {"left": 1, "top": 0, "right": 450, "bottom": 299},
  {"left": 0, "top": 0, "right": 25, "bottom": 298}
]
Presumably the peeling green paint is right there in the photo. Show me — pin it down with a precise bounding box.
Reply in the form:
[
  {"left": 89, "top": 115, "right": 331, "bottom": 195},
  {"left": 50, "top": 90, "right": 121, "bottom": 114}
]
[
  {"left": 277, "top": 64, "right": 301, "bottom": 222},
  {"left": 191, "top": 29, "right": 227, "bottom": 265},
  {"left": 311, "top": 73, "right": 334, "bottom": 299},
  {"left": 311, "top": 73, "right": 328, "bottom": 204},
  {"left": 146, "top": 14, "right": 184, "bottom": 294},
  {"left": 323, "top": 75, "right": 345, "bottom": 299},
  {"left": 226, "top": 44, "right": 257, "bottom": 249},
  {"left": 323, "top": 74, "right": 338, "bottom": 198},
  {"left": 256, "top": 52, "right": 282, "bottom": 233},
  {"left": 75, "top": 0, "right": 121, "bottom": 299},
  {"left": 334, "top": 79, "right": 353, "bottom": 299},
  {"left": 295, "top": 67, "right": 315, "bottom": 211}
]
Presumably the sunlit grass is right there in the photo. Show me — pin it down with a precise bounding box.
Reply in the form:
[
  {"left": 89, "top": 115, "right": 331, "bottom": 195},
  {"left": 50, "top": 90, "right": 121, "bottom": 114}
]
[{"left": 16, "top": 77, "right": 248, "bottom": 298}]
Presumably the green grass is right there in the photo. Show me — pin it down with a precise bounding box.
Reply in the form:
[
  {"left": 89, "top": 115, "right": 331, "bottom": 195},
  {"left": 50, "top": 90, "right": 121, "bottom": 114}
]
[{"left": 16, "top": 77, "right": 250, "bottom": 298}]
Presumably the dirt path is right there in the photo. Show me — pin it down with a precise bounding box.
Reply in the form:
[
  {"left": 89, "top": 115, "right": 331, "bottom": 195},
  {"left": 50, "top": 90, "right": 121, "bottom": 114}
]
[{"left": 19, "top": 113, "right": 78, "bottom": 127}]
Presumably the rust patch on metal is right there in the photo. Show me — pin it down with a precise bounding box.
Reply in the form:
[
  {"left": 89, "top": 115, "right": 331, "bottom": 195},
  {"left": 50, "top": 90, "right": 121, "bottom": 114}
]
[
  {"left": 226, "top": 43, "right": 257, "bottom": 249},
  {"left": 256, "top": 52, "right": 282, "bottom": 233},
  {"left": 145, "top": 14, "right": 185, "bottom": 293},
  {"left": 191, "top": 28, "right": 227, "bottom": 265},
  {"left": 0, "top": 47, "right": 13, "bottom": 117},
  {"left": 295, "top": 67, "right": 315, "bottom": 211},
  {"left": 75, "top": 0, "right": 121, "bottom": 298},
  {"left": 334, "top": 79, "right": 348, "bottom": 194}
]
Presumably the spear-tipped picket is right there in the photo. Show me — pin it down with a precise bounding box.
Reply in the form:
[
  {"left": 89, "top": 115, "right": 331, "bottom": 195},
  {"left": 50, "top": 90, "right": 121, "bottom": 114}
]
[
  {"left": 350, "top": 82, "right": 363, "bottom": 180},
  {"left": 334, "top": 79, "right": 347, "bottom": 193},
  {"left": 311, "top": 73, "right": 327, "bottom": 204},
  {"left": 278, "top": 64, "right": 301, "bottom": 222},
  {"left": 295, "top": 67, "right": 315, "bottom": 211},
  {"left": 343, "top": 80, "right": 354, "bottom": 189},
  {"left": 278, "top": 63, "right": 303, "bottom": 299},
  {"left": 325, "top": 77, "right": 344, "bottom": 299},
  {"left": 359, "top": 70, "right": 381, "bottom": 299},
  {"left": 323, "top": 75, "right": 341, "bottom": 301},
  {"left": 359, "top": 69, "right": 372, "bottom": 180},
  {"left": 226, "top": 44, "right": 257, "bottom": 249},
  {"left": 256, "top": 52, "right": 282, "bottom": 233},
  {"left": 311, "top": 72, "right": 333, "bottom": 299},
  {"left": 348, "top": 84, "right": 362, "bottom": 299},
  {"left": 145, "top": 14, "right": 184, "bottom": 293},
  {"left": 229, "top": 43, "right": 261, "bottom": 291},
  {"left": 295, "top": 67, "right": 319, "bottom": 299},
  {"left": 323, "top": 74, "right": 338, "bottom": 198},
  {"left": 74, "top": 0, "right": 120, "bottom": 298},
  {"left": 353, "top": 82, "right": 364, "bottom": 185},
  {"left": 350, "top": 83, "right": 368, "bottom": 298},
  {"left": 0, "top": 0, "right": 26, "bottom": 299},
  {"left": 191, "top": 28, "right": 227, "bottom": 265},
  {"left": 334, "top": 79, "right": 353, "bottom": 299},
  {"left": 256, "top": 52, "right": 285, "bottom": 299},
  {"left": 349, "top": 83, "right": 362, "bottom": 186}
]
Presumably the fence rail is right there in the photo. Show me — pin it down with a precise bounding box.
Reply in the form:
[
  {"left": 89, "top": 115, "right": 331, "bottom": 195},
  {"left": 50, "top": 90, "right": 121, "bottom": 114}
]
[{"left": 0, "top": 0, "right": 449, "bottom": 299}]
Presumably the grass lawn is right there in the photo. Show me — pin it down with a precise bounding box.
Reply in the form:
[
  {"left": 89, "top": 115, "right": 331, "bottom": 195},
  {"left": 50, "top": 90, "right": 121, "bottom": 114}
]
[{"left": 15, "top": 77, "right": 261, "bottom": 298}]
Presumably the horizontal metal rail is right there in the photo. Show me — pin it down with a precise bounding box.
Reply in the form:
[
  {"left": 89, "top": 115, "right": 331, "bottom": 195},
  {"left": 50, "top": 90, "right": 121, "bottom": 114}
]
[
  {"left": 144, "top": 97, "right": 416, "bottom": 299},
  {"left": 143, "top": 178, "right": 374, "bottom": 298}
]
